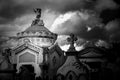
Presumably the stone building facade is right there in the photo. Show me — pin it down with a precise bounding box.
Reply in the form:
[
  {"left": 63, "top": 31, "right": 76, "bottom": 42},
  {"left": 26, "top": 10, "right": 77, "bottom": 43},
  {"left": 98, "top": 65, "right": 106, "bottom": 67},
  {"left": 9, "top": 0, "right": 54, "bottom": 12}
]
[{"left": 0, "top": 8, "right": 109, "bottom": 80}]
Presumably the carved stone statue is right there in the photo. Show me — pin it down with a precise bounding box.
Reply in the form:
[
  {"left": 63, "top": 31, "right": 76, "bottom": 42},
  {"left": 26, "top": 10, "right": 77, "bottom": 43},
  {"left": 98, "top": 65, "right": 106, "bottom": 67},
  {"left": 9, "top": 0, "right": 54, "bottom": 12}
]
[
  {"left": 32, "top": 8, "right": 44, "bottom": 26},
  {"left": 34, "top": 8, "right": 41, "bottom": 19}
]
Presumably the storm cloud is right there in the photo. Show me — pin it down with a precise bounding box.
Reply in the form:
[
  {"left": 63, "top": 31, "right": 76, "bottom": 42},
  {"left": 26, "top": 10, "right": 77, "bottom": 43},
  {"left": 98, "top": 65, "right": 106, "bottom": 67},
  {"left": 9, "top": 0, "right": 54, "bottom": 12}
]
[
  {"left": 51, "top": 10, "right": 107, "bottom": 41},
  {"left": 0, "top": 0, "right": 119, "bottom": 24},
  {"left": 0, "top": 0, "right": 120, "bottom": 45}
]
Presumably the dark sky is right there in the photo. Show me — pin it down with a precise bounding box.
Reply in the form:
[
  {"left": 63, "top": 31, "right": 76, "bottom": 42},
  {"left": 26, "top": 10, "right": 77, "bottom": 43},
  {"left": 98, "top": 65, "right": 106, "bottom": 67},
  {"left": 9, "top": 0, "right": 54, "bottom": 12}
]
[{"left": 0, "top": 0, "right": 120, "bottom": 44}]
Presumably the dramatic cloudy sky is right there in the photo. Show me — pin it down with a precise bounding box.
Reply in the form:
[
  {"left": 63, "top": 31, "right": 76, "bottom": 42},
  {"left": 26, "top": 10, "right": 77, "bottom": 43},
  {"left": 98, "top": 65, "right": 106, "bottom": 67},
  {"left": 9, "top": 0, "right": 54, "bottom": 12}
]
[{"left": 0, "top": 0, "right": 120, "bottom": 48}]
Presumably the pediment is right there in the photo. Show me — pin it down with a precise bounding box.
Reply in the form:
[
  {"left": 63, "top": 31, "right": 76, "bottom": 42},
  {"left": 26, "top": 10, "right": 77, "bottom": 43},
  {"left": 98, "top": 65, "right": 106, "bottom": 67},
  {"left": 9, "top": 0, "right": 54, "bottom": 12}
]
[
  {"left": 13, "top": 43, "right": 42, "bottom": 54},
  {"left": 57, "top": 56, "right": 86, "bottom": 76}
]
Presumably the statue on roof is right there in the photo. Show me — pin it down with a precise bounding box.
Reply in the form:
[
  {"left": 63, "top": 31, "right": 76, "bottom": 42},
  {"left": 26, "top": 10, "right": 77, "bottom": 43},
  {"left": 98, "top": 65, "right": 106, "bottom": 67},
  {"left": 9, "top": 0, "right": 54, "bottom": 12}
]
[
  {"left": 32, "top": 8, "right": 44, "bottom": 26},
  {"left": 34, "top": 8, "right": 41, "bottom": 19}
]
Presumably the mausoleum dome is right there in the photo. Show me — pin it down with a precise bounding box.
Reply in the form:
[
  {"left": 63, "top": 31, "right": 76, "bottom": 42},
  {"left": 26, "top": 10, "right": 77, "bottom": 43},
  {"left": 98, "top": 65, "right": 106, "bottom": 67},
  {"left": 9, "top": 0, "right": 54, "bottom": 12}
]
[{"left": 17, "top": 8, "right": 57, "bottom": 47}]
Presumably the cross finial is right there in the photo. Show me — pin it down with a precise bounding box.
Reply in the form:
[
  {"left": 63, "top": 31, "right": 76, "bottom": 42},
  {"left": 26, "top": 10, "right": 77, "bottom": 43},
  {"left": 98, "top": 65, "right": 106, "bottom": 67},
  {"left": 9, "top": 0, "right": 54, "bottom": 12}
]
[{"left": 67, "top": 34, "right": 77, "bottom": 52}]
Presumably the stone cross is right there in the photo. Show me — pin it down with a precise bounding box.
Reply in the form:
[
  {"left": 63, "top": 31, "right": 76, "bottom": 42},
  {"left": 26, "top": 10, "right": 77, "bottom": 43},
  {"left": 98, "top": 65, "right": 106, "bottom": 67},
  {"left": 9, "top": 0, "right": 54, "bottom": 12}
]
[{"left": 67, "top": 34, "right": 77, "bottom": 52}]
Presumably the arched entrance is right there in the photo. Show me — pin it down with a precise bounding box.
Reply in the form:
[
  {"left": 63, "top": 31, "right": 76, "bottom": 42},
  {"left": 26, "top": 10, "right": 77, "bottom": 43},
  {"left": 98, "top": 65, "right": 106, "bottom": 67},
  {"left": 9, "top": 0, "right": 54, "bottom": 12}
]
[
  {"left": 21, "top": 65, "right": 34, "bottom": 73},
  {"left": 15, "top": 48, "right": 42, "bottom": 77},
  {"left": 17, "top": 64, "right": 36, "bottom": 80}
]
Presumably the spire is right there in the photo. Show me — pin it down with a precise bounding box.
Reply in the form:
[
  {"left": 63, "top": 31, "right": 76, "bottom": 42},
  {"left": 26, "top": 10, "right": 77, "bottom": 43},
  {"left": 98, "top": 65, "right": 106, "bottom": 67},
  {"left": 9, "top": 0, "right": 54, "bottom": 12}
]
[
  {"left": 31, "top": 8, "right": 44, "bottom": 26},
  {"left": 67, "top": 34, "right": 77, "bottom": 52}
]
